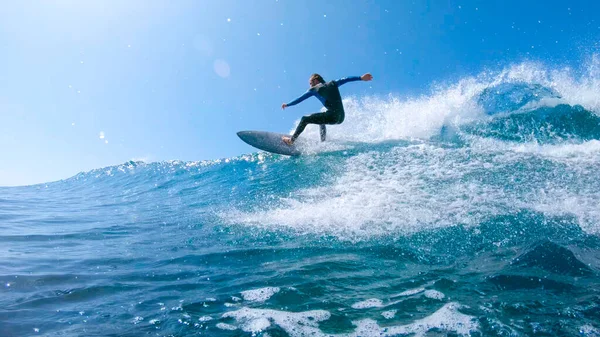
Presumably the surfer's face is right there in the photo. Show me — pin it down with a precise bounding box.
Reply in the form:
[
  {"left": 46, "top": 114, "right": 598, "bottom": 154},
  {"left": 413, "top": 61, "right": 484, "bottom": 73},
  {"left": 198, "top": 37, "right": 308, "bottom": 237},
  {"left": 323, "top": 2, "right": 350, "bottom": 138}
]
[{"left": 309, "top": 77, "right": 320, "bottom": 87}]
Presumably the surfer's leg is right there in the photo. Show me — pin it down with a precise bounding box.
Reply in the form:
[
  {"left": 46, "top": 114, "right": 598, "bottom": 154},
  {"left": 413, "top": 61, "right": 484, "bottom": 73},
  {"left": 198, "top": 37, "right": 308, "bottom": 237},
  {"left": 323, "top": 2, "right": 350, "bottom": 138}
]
[
  {"left": 290, "top": 112, "right": 329, "bottom": 142},
  {"left": 320, "top": 125, "right": 326, "bottom": 142}
]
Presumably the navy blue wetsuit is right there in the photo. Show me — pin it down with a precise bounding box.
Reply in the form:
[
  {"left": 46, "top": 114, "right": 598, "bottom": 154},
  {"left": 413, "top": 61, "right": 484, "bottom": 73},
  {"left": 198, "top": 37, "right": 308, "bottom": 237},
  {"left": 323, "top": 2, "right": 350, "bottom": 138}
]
[{"left": 286, "top": 76, "right": 362, "bottom": 142}]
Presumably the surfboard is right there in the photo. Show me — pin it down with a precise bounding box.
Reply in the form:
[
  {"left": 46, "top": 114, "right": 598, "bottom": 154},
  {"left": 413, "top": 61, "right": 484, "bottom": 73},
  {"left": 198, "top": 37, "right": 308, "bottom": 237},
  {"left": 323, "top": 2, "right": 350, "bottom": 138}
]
[{"left": 237, "top": 131, "right": 303, "bottom": 156}]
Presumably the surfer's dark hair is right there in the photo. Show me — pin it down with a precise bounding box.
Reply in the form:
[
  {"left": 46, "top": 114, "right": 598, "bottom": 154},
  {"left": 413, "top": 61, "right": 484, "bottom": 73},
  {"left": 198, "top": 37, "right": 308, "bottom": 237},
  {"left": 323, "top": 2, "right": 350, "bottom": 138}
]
[{"left": 310, "top": 73, "right": 325, "bottom": 84}]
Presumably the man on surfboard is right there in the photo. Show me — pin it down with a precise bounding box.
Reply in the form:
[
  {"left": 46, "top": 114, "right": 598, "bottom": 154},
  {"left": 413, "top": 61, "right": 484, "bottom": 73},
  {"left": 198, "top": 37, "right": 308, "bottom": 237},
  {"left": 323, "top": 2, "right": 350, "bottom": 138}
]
[{"left": 281, "top": 73, "right": 373, "bottom": 145}]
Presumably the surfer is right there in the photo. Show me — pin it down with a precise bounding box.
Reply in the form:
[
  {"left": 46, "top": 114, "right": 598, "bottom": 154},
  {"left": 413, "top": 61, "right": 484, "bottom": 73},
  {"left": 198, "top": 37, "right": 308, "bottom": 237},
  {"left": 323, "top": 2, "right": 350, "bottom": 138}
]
[{"left": 281, "top": 73, "right": 373, "bottom": 145}]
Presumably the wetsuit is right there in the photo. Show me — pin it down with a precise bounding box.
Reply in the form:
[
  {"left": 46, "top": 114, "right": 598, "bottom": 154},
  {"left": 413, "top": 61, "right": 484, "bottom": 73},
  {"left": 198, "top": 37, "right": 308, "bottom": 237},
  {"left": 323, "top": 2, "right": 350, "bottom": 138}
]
[{"left": 286, "top": 76, "right": 362, "bottom": 142}]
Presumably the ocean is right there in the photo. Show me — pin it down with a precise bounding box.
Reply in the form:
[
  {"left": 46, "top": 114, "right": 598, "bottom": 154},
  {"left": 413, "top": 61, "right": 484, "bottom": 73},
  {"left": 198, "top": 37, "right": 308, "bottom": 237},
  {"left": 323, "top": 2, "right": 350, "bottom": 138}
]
[{"left": 2, "top": 61, "right": 600, "bottom": 336}]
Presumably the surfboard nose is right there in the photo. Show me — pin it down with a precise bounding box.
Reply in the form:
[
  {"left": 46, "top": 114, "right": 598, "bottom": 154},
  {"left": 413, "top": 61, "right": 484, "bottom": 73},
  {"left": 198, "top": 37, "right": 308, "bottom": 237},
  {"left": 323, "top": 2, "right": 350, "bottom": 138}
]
[{"left": 237, "top": 131, "right": 253, "bottom": 142}]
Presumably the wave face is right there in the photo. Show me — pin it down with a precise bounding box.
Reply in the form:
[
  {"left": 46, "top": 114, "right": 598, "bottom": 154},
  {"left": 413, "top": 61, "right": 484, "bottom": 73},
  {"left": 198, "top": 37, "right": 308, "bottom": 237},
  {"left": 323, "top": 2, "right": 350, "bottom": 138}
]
[{"left": 2, "top": 59, "right": 600, "bottom": 336}]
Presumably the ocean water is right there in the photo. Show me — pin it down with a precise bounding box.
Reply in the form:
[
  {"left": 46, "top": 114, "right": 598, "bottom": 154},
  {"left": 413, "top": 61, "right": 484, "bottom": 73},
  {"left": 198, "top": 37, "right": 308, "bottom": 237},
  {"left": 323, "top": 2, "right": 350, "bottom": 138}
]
[{"left": 2, "top": 60, "right": 600, "bottom": 337}]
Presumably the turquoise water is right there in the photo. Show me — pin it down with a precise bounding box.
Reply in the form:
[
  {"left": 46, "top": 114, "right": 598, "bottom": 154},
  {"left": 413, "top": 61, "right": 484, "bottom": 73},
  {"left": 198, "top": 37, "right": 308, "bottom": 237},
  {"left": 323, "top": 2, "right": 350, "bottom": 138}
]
[{"left": 2, "top": 62, "right": 600, "bottom": 336}]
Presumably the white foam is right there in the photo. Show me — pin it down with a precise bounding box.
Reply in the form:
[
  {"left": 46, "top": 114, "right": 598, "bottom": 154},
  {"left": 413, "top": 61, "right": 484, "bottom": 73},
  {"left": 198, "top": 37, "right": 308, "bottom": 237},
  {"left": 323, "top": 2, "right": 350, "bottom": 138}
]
[
  {"left": 393, "top": 287, "right": 425, "bottom": 297},
  {"left": 226, "top": 134, "right": 600, "bottom": 238},
  {"left": 224, "top": 145, "right": 506, "bottom": 240},
  {"left": 461, "top": 138, "right": 600, "bottom": 234},
  {"left": 216, "top": 322, "right": 237, "bottom": 330},
  {"left": 485, "top": 58, "right": 600, "bottom": 113},
  {"left": 243, "top": 317, "right": 271, "bottom": 333},
  {"left": 198, "top": 316, "right": 212, "bottom": 322},
  {"left": 580, "top": 324, "right": 600, "bottom": 336},
  {"left": 240, "top": 287, "right": 280, "bottom": 302},
  {"left": 424, "top": 290, "right": 446, "bottom": 300},
  {"left": 222, "top": 308, "right": 330, "bottom": 336},
  {"left": 221, "top": 302, "right": 477, "bottom": 336},
  {"left": 528, "top": 188, "right": 600, "bottom": 235},
  {"left": 510, "top": 140, "right": 600, "bottom": 162},
  {"left": 547, "top": 54, "right": 600, "bottom": 112},
  {"left": 296, "top": 79, "right": 485, "bottom": 145},
  {"left": 381, "top": 310, "right": 397, "bottom": 319},
  {"left": 293, "top": 136, "right": 352, "bottom": 155},
  {"left": 351, "top": 298, "right": 384, "bottom": 309},
  {"left": 355, "top": 303, "right": 477, "bottom": 337}
]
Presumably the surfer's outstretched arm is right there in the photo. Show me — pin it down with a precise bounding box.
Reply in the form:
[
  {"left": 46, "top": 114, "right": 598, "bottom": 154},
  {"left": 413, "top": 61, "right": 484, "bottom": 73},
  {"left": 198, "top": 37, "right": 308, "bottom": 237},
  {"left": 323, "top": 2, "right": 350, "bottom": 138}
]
[
  {"left": 282, "top": 91, "right": 314, "bottom": 109},
  {"left": 334, "top": 73, "right": 373, "bottom": 86}
]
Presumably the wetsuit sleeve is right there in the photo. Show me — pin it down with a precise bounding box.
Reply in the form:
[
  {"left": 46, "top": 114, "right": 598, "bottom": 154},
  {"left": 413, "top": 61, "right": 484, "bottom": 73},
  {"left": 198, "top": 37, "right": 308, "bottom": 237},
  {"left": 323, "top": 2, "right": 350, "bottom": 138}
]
[
  {"left": 333, "top": 76, "right": 362, "bottom": 87},
  {"left": 286, "top": 90, "right": 314, "bottom": 107}
]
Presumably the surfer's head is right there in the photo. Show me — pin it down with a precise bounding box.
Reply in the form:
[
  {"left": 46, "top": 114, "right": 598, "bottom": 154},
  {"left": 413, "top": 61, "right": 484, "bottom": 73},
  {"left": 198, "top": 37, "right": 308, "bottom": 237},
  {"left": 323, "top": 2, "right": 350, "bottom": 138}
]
[{"left": 309, "top": 73, "right": 325, "bottom": 87}]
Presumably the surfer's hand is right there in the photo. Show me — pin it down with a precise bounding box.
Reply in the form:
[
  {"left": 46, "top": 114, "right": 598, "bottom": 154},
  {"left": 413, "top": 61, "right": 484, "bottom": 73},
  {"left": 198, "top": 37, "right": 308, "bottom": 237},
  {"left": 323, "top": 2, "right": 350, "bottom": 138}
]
[
  {"left": 361, "top": 73, "right": 373, "bottom": 81},
  {"left": 281, "top": 103, "right": 288, "bottom": 110}
]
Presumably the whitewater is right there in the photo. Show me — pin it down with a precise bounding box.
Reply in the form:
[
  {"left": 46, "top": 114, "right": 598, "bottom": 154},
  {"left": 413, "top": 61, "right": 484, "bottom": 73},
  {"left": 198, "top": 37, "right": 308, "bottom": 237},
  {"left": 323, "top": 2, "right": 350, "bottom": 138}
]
[{"left": 2, "top": 59, "right": 600, "bottom": 336}]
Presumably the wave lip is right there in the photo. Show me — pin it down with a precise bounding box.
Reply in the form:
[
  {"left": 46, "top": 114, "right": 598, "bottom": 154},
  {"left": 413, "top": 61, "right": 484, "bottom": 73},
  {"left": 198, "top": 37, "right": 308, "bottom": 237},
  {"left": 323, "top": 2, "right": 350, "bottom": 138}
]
[
  {"left": 477, "top": 82, "right": 561, "bottom": 115},
  {"left": 461, "top": 103, "right": 600, "bottom": 144}
]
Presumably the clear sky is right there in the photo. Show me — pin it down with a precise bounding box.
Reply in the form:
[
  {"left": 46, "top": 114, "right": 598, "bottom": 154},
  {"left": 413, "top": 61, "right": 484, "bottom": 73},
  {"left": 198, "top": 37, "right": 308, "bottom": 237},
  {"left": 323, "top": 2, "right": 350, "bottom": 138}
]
[{"left": 1, "top": 0, "right": 599, "bottom": 186}]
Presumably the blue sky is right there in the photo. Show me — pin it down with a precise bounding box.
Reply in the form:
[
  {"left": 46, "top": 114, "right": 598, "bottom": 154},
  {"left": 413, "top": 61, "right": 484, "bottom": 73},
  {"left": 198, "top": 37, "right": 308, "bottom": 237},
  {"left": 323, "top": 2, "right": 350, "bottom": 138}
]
[{"left": 1, "top": 0, "right": 599, "bottom": 186}]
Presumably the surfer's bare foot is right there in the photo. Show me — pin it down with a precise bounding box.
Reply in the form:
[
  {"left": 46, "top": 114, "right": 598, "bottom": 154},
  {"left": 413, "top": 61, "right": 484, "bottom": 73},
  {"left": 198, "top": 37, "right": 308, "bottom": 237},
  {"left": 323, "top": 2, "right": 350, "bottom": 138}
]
[{"left": 282, "top": 136, "right": 294, "bottom": 146}]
